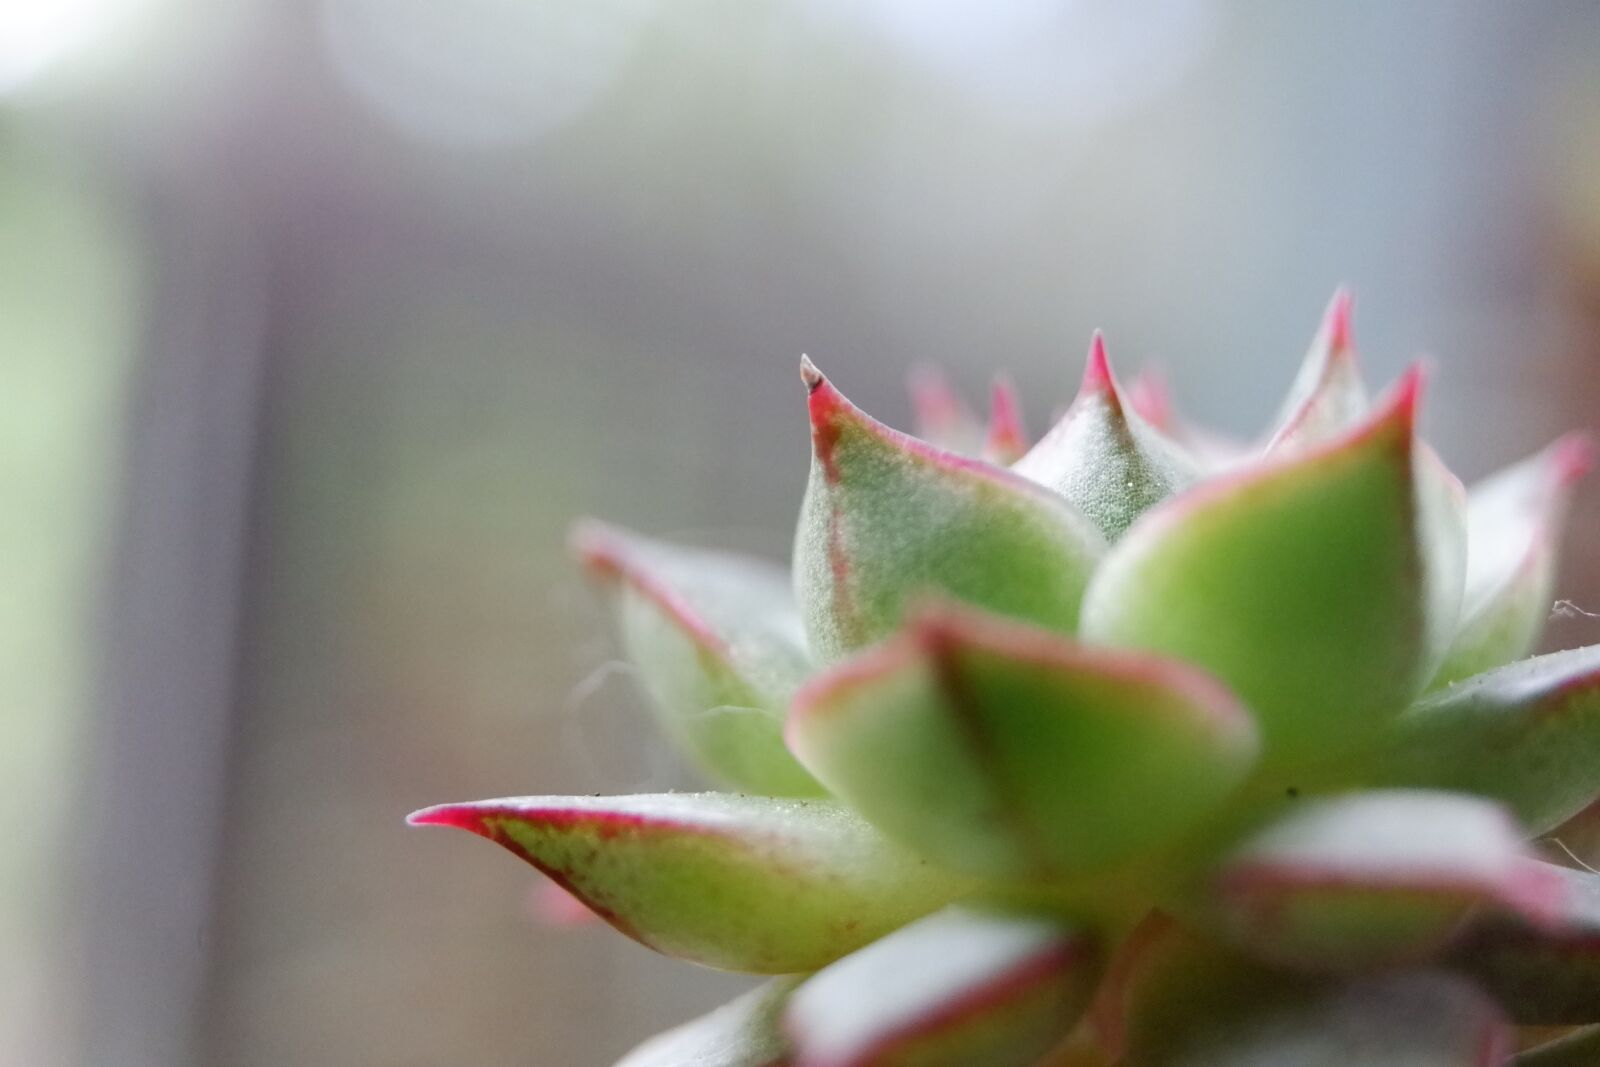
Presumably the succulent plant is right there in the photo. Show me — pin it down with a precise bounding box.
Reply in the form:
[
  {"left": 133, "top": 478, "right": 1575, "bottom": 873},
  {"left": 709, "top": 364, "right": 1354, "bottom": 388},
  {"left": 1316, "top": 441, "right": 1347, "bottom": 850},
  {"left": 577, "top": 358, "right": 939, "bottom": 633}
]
[{"left": 411, "top": 292, "right": 1600, "bottom": 1067}]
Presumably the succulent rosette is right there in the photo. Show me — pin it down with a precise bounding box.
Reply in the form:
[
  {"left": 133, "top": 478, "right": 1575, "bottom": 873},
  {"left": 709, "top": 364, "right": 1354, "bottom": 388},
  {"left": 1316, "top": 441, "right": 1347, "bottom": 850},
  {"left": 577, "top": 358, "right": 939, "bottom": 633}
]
[{"left": 412, "top": 293, "right": 1600, "bottom": 1066}]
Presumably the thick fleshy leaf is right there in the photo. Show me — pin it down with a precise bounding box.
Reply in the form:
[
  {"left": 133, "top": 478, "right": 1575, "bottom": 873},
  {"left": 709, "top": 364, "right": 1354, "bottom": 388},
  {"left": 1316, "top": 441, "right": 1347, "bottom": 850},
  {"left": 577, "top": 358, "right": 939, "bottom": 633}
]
[
  {"left": 784, "top": 907, "right": 1101, "bottom": 1067},
  {"left": 1511, "top": 1026, "right": 1600, "bottom": 1066},
  {"left": 1447, "top": 863, "right": 1600, "bottom": 1025},
  {"left": 615, "top": 977, "right": 801, "bottom": 1067},
  {"left": 408, "top": 794, "right": 969, "bottom": 973},
  {"left": 1012, "top": 334, "right": 1201, "bottom": 542},
  {"left": 794, "top": 359, "right": 1104, "bottom": 662},
  {"left": 908, "top": 364, "right": 984, "bottom": 454},
  {"left": 982, "top": 377, "right": 1029, "bottom": 465},
  {"left": 787, "top": 601, "right": 1259, "bottom": 879},
  {"left": 1208, "top": 790, "right": 1565, "bottom": 970},
  {"left": 1432, "top": 433, "right": 1595, "bottom": 687},
  {"left": 1374, "top": 645, "right": 1600, "bottom": 834},
  {"left": 1103, "top": 916, "right": 1511, "bottom": 1065},
  {"left": 573, "top": 522, "right": 822, "bottom": 795},
  {"left": 1130, "top": 969, "right": 1511, "bottom": 1067},
  {"left": 1081, "top": 369, "right": 1463, "bottom": 769},
  {"left": 1263, "top": 288, "right": 1370, "bottom": 454}
]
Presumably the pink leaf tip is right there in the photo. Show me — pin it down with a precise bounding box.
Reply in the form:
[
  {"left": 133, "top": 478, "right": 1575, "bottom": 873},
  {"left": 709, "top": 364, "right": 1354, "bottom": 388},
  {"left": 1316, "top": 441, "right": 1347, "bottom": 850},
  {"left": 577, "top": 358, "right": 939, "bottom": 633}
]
[
  {"left": 800, "top": 354, "right": 825, "bottom": 393},
  {"left": 1370, "top": 361, "right": 1427, "bottom": 442},
  {"left": 407, "top": 802, "right": 492, "bottom": 836},
  {"left": 984, "top": 376, "right": 1027, "bottom": 462},
  {"left": 1550, "top": 431, "right": 1597, "bottom": 489},
  {"left": 1079, "top": 330, "right": 1117, "bottom": 401},
  {"left": 1126, "top": 367, "right": 1174, "bottom": 431},
  {"left": 1326, "top": 286, "right": 1355, "bottom": 355}
]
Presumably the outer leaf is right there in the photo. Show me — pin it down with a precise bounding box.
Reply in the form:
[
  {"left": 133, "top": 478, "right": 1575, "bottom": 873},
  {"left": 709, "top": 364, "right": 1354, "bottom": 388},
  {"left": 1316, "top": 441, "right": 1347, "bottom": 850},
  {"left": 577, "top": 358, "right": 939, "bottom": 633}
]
[
  {"left": 409, "top": 794, "right": 969, "bottom": 973},
  {"left": 1263, "top": 288, "right": 1370, "bottom": 454},
  {"left": 784, "top": 907, "right": 1101, "bottom": 1067},
  {"left": 1208, "top": 790, "right": 1565, "bottom": 970},
  {"left": 1081, "top": 368, "right": 1462, "bottom": 769},
  {"left": 1129, "top": 969, "right": 1512, "bottom": 1067},
  {"left": 1103, "top": 916, "right": 1511, "bottom": 1066},
  {"left": 1447, "top": 863, "right": 1600, "bottom": 1025},
  {"left": 1373, "top": 645, "right": 1600, "bottom": 834},
  {"left": 573, "top": 521, "right": 822, "bottom": 795},
  {"left": 787, "top": 602, "right": 1259, "bottom": 878},
  {"left": 615, "top": 977, "right": 801, "bottom": 1067},
  {"left": 1511, "top": 1026, "right": 1600, "bottom": 1066},
  {"left": 794, "top": 359, "right": 1104, "bottom": 662},
  {"left": 1012, "top": 333, "right": 1200, "bottom": 541},
  {"left": 1433, "top": 433, "right": 1594, "bottom": 687}
]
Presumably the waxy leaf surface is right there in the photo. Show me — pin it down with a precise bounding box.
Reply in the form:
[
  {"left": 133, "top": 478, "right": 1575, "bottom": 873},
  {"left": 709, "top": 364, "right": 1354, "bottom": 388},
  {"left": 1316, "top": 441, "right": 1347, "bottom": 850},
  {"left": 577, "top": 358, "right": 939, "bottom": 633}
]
[
  {"left": 1128, "top": 969, "right": 1510, "bottom": 1067},
  {"left": 1432, "top": 433, "right": 1593, "bottom": 687},
  {"left": 784, "top": 907, "right": 1100, "bottom": 1067},
  {"left": 410, "top": 794, "right": 968, "bottom": 973},
  {"left": 574, "top": 521, "right": 822, "bottom": 795},
  {"left": 1375, "top": 644, "right": 1600, "bottom": 834},
  {"left": 794, "top": 360, "right": 1103, "bottom": 662},
  {"left": 1209, "top": 790, "right": 1564, "bottom": 970},
  {"left": 1262, "top": 289, "right": 1369, "bottom": 454},
  {"left": 615, "top": 977, "right": 801, "bottom": 1067},
  {"left": 787, "top": 603, "right": 1259, "bottom": 878},
  {"left": 1081, "top": 370, "right": 1461, "bottom": 769},
  {"left": 1446, "top": 863, "right": 1600, "bottom": 1025},
  {"left": 1012, "top": 334, "right": 1200, "bottom": 542}
]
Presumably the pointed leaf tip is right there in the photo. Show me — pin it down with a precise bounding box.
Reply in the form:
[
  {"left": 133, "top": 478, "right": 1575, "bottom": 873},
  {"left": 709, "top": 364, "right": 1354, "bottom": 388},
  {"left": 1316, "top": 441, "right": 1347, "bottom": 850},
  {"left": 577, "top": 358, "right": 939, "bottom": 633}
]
[
  {"left": 800, "top": 354, "right": 824, "bottom": 392},
  {"left": 982, "top": 376, "right": 1028, "bottom": 465},
  {"left": 795, "top": 370, "right": 1103, "bottom": 661},
  {"left": 1127, "top": 367, "right": 1174, "bottom": 432},
  {"left": 1552, "top": 430, "right": 1596, "bottom": 488},
  {"left": 1078, "top": 331, "right": 1117, "bottom": 403},
  {"left": 1013, "top": 335, "right": 1200, "bottom": 541},
  {"left": 412, "top": 794, "right": 970, "bottom": 973},
  {"left": 1327, "top": 286, "right": 1354, "bottom": 354},
  {"left": 407, "top": 802, "right": 485, "bottom": 832},
  {"left": 1263, "top": 292, "right": 1375, "bottom": 454}
]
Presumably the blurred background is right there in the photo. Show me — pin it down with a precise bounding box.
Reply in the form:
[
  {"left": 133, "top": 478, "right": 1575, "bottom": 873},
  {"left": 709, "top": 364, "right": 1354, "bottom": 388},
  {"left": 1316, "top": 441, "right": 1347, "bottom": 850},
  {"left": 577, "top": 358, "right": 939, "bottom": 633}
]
[{"left": 4, "top": 1, "right": 1600, "bottom": 1064}]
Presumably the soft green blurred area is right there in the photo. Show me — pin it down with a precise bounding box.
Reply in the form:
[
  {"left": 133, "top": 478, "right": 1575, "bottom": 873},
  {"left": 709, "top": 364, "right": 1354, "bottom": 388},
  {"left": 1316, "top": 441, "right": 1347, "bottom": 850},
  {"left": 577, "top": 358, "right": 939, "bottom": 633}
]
[
  {"left": 2, "top": 2, "right": 1599, "bottom": 1066},
  {"left": 0, "top": 139, "right": 139, "bottom": 1062}
]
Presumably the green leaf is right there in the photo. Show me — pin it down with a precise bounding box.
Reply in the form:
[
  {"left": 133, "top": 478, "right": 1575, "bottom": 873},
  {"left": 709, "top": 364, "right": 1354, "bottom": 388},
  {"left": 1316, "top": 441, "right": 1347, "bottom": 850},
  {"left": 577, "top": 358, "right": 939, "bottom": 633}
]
[
  {"left": 1207, "top": 790, "right": 1564, "bottom": 970},
  {"left": 794, "top": 359, "right": 1104, "bottom": 662},
  {"left": 408, "top": 794, "right": 969, "bottom": 973},
  {"left": 787, "top": 601, "right": 1259, "bottom": 879},
  {"left": 784, "top": 907, "right": 1101, "bottom": 1067},
  {"left": 1373, "top": 645, "right": 1600, "bottom": 834},
  {"left": 1262, "top": 289, "right": 1369, "bottom": 454},
  {"left": 1128, "top": 969, "right": 1511, "bottom": 1067},
  {"left": 1432, "top": 433, "right": 1594, "bottom": 688},
  {"left": 1104, "top": 916, "right": 1511, "bottom": 1066},
  {"left": 1012, "top": 333, "right": 1200, "bottom": 542},
  {"left": 1081, "top": 368, "right": 1463, "bottom": 770},
  {"left": 614, "top": 977, "right": 800, "bottom": 1067},
  {"left": 1511, "top": 1026, "right": 1600, "bottom": 1066},
  {"left": 572, "top": 521, "right": 823, "bottom": 796},
  {"left": 1446, "top": 863, "right": 1600, "bottom": 1025}
]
